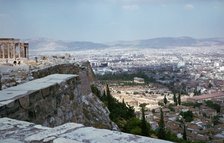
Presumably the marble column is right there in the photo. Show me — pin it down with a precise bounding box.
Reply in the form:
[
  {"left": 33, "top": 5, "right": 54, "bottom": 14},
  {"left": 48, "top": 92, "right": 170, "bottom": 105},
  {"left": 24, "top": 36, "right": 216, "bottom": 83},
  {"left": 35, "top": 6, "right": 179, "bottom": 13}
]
[
  {"left": 27, "top": 47, "right": 29, "bottom": 59},
  {"left": 2, "top": 45, "right": 5, "bottom": 59},
  {"left": 18, "top": 43, "right": 21, "bottom": 58},
  {"left": 12, "top": 43, "right": 16, "bottom": 60},
  {"left": 7, "top": 43, "right": 10, "bottom": 59},
  {"left": 0, "top": 46, "right": 1, "bottom": 59}
]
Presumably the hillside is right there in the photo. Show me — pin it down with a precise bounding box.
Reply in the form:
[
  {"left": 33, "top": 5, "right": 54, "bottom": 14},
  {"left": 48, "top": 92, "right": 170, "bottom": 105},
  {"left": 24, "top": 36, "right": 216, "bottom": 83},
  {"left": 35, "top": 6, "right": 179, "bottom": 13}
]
[{"left": 28, "top": 37, "right": 224, "bottom": 52}]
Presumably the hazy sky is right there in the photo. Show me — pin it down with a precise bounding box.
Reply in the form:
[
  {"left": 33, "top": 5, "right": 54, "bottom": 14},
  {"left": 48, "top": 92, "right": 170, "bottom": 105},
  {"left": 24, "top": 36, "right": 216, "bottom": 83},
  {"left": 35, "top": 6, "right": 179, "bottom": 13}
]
[{"left": 0, "top": 0, "right": 224, "bottom": 42}]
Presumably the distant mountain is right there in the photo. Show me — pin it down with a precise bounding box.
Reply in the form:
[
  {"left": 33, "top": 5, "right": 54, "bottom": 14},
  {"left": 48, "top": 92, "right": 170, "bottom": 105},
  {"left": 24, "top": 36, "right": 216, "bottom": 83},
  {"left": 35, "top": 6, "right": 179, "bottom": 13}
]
[
  {"left": 28, "top": 38, "right": 108, "bottom": 51},
  {"left": 110, "top": 37, "right": 224, "bottom": 48},
  {"left": 27, "top": 37, "right": 224, "bottom": 51},
  {"left": 138, "top": 37, "right": 197, "bottom": 48}
]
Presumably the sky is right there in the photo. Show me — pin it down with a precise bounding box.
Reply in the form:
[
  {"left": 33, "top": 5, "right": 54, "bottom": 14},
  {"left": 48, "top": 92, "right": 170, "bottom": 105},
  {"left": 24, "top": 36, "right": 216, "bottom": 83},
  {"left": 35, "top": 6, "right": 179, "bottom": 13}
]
[{"left": 0, "top": 0, "right": 224, "bottom": 42}]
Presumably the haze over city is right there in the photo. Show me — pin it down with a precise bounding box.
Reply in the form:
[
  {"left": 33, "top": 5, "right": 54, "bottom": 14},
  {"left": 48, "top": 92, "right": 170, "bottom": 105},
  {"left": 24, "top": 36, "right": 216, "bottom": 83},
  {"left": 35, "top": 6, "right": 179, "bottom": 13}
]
[{"left": 0, "top": 0, "right": 224, "bottom": 42}]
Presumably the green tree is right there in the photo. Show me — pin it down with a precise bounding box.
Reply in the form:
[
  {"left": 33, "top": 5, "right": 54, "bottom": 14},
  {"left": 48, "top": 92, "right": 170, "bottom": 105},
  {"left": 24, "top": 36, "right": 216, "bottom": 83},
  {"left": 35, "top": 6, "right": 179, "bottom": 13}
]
[
  {"left": 100, "top": 84, "right": 137, "bottom": 133},
  {"left": 125, "top": 118, "right": 142, "bottom": 135},
  {"left": 91, "top": 84, "right": 101, "bottom": 98},
  {"left": 122, "top": 98, "right": 126, "bottom": 107},
  {"left": 101, "top": 90, "right": 107, "bottom": 101},
  {"left": 106, "top": 84, "right": 113, "bottom": 110},
  {"left": 180, "top": 111, "right": 193, "bottom": 122},
  {"left": 178, "top": 93, "right": 181, "bottom": 105},
  {"left": 173, "top": 93, "right": 177, "bottom": 106},
  {"left": 205, "top": 100, "right": 221, "bottom": 113},
  {"left": 183, "top": 124, "right": 187, "bottom": 140},
  {"left": 164, "top": 95, "right": 168, "bottom": 105},
  {"left": 140, "top": 103, "right": 149, "bottom": 136},
  {"left": 212, "top": 115, "right": 220, "bottom": 125},
  {"left": 158, "top": 108, "right": 166, "bottom": 139}
]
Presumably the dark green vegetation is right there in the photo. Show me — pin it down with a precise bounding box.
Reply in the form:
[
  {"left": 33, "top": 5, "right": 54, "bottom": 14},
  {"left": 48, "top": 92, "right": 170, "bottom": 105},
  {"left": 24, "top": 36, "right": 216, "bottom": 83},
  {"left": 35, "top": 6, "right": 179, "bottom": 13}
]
[
  {"left": 156, "top": 108, "right": 203, "bottom": 143},
  {"left": 205, "top": 100, "right": 221, "bottom": 113},
  {"left": 183, "top": 124, "right": 187, "bottom": 141},
  {"left": 158, "top": 108, "right": 166, "bottom": 139},
  {"left": 140, "top": 103, "right": 150, "bottom": 136},
  {"left": 91, "top": 84, "right": 205, "bottom": 143},
  {"left": 163, "top": 95, "right": 168, "bottom": 105},
  {"left": 173, "top": 93, "right": 178, "bottom": 106},
  {"left": 91, "top": 84, "right": 152, "bottom": 136},
  {"left": 96, "top": 71, "right": 155, "bottom": 85},
  {"left": 180, "top": 110, "right": 194, "bottom": 122},
  {"left": 178, "top": 93, "right": 181, "bottom": 105},
  {"left": 182, "top": 102, "right": 202, "bottom": 108}
]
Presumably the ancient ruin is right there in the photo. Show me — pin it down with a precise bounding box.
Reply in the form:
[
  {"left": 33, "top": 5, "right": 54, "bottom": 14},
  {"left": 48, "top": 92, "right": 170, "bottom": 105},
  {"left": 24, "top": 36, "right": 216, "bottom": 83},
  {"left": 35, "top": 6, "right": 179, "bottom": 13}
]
[{"left": 0, "top": 38, "right": 29, "bottom": 61}]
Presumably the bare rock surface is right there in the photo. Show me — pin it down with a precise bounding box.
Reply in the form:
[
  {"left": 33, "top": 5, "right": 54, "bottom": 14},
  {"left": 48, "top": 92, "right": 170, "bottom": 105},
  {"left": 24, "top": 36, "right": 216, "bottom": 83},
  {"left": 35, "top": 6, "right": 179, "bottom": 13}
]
[{"left": 0, "top": 117, "right": 172, "bottom": 143}]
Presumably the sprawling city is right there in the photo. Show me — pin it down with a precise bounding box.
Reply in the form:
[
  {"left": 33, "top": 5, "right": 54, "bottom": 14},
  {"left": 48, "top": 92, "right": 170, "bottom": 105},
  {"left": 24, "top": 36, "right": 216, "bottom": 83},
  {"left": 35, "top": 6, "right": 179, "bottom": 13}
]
[{"left": 0, "top": 0, "right": 224, "bottom": 143}]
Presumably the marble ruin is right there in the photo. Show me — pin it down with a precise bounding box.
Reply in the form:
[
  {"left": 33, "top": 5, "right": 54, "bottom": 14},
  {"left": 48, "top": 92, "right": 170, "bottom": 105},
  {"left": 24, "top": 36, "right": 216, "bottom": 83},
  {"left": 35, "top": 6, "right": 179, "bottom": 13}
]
[{"left": 0, "top": 38, "right": 29, "bottom": 61}]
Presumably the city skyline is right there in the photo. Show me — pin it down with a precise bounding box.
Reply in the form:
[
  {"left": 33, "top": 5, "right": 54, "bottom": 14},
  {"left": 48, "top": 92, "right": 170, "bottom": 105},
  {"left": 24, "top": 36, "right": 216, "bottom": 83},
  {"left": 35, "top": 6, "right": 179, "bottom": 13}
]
[{"left": 0, "top": 0, "right": 224, "bottom": 42}]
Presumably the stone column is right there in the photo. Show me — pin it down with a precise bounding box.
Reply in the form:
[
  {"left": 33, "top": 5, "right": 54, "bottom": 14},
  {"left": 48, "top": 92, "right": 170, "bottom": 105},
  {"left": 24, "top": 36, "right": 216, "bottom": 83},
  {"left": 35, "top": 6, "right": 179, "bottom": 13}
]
[
  {"left": 25, "top": 43, "right": 29, "bottom": 59},
  {"left": 12, "top": 43, "right": 16, "bottom": 60},
  {"left": 7, "top": 43, "right": 10, "bottom": 59},
  {"left": 21, "top": 43, "right": 24, "bottom": 58},
  {"left": 25, "top": 47, "right": 28, "bottom": 58},
  {"left": 2, "top": 44, "right": 5, "bottom": 59},
  {"left": 0, "top": 45, "right": 1, "bottom": 58},
  {"left": 26, "top": 46, "right": 29, "bottom": 59},
  {"left": 24, "top": 47, "right": 27, "bottom": 58},
  {"left": 18, "top": 43, "right": 21, "bottom": 59}
]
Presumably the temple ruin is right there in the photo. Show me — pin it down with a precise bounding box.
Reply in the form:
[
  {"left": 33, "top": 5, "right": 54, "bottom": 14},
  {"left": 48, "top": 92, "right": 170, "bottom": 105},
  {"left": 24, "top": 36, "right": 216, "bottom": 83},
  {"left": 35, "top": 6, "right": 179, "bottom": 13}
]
[{"left": 0, "top": 38, "right": 29, "bottom": 60}]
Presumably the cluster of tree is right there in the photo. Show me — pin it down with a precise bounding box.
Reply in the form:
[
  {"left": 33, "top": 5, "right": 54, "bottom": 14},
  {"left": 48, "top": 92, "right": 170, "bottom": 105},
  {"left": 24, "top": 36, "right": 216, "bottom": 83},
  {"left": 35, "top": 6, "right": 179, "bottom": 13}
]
[
  {"left": 204, "top": 100, "right": 221, "bottom": 113},
  {"left": 173, "top": 93, "right": 181, "bottom": 106},
  {"left": 193, "top": 88, "right": 201, "bottom": 96},
  {"left": 91, "top": 84, "right": 205, "bottom": 143},
  {"left": 182, "top": 102, "right": 202, "bottom": 108},
  {"left": 212, "top": 115, "right": 220, "bottom": 125},
  {"left": 180, "top": 110, "right": 194, "bottom": 122},
  {"left": 91, "top": 84, "right": 152, "bottom": 136},
  {"left": 161, "top": 93, "right": 181, "bottom": 106},
  {"left": 157, "top": 108, "right": 193, "bottom": 143},
  {"left": 96, "top": 71, "right": 155, "bottom": 84},
  {"left": 165, "top": 81, "right": 188, "bottom": 95}
]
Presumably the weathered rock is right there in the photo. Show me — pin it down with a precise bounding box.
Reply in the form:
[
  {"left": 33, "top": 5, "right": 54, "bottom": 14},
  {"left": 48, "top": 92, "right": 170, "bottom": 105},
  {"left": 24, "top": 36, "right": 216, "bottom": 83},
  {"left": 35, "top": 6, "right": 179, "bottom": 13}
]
[
  {"left": 0, "top": 117, "right": 172, "bottom": 143},
  {"left": 0, "top": 74, "right": 2, "bottom": 90},
  {"left": 0, "top": 74, "right": 115, "bottom": 130}
]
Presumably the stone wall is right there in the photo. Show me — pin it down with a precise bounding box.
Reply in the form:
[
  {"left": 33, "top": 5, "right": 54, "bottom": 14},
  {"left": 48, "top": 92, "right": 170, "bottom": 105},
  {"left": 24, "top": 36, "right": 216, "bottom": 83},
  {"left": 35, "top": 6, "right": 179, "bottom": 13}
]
[
  {"left": 0, "top": 72, "right": 116, "bottom": 130},
  {"left": 31, "top": 63, "right": 80, "bottom": 79},
  {"left": 31, "top": 61, "right": 95, "bottom": 96}
]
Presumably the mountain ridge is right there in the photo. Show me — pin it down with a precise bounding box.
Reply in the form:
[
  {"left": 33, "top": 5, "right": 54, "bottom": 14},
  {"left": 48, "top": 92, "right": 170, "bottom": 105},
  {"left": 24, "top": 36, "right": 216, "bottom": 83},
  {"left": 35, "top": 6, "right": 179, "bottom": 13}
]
[{"left": 27, "top": 37, "right": 224, "bottom": 51}]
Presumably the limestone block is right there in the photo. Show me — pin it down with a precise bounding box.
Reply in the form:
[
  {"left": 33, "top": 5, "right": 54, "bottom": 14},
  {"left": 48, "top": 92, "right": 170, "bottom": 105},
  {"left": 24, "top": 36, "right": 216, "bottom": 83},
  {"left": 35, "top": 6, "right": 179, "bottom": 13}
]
[
  {"left": 6, "top": 100, "right": 21, "bottom": 115},
  {"left": 18, "top": 95, "right": 29, "bottom": 109},
  {"left": 41, "top": 87, "right": 50, "bottom": 98},
  {"left": 29, "top": 90, "right": 42, "bottom": 105}
]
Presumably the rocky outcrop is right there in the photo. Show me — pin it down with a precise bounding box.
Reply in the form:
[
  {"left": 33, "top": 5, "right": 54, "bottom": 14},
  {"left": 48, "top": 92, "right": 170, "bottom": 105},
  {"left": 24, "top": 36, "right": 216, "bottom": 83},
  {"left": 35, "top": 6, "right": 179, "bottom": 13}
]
[
  {"left": 0, "top": 73, "right": 116, "bottom": 130},
  {"left": 0, "top": 74, "right": 1, "bottom": 90},
  {"left": 0, "top": 117, "right": 172, "bottom": 143},
  {"left": 31, "top": 61, "right": 95, "bottom": 96}
]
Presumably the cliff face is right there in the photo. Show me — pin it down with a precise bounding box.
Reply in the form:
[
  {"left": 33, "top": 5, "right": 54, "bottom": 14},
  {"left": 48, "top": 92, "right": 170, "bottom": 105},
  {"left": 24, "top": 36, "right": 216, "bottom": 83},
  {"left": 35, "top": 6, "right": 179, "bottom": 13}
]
[{"left": 0, "top": 62, "right": 117, "bottom": 130}]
